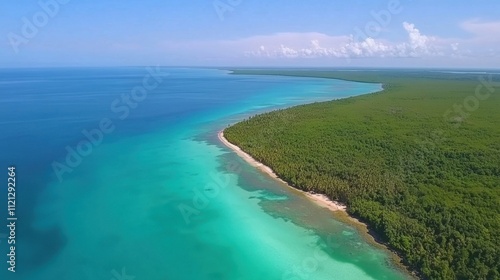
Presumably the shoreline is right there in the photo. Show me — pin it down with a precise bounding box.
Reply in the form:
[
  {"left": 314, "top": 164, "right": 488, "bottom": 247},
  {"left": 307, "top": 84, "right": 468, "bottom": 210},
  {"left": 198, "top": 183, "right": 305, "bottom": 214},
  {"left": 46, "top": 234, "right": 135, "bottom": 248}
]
[
  {"left": 218, "top": 129, "right": 416, "bottom": 278},
  {"left": 218, "top": 130, "right": 347, "bottom": 212}
]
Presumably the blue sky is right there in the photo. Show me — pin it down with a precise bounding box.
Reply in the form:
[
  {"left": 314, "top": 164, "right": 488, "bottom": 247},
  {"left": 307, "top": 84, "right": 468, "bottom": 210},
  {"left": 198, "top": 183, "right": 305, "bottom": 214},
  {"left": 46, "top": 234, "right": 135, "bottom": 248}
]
[{"left": 1, "top": 0, "right": 500, "bottom": 68}]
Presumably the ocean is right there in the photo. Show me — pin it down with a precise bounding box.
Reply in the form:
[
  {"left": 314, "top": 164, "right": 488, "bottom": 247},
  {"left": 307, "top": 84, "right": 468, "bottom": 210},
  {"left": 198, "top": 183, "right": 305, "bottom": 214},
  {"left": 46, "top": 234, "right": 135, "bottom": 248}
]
[{"left": 0, "top": 67, "right": 410, "bottom": 280}]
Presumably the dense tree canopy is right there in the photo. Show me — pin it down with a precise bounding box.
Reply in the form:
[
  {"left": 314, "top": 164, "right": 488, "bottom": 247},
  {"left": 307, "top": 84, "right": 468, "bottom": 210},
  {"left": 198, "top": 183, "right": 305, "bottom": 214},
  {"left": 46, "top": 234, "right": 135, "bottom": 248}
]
[{"left": 225, "top": 70, "right": 500, "bottom": 280}]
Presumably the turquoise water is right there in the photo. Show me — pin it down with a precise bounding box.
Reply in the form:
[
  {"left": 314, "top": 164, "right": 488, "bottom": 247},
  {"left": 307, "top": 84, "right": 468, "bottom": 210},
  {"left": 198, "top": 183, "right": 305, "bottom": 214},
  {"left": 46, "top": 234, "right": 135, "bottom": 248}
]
[{"left": 0, "top": 68, "right": 410, "bottom": 279}]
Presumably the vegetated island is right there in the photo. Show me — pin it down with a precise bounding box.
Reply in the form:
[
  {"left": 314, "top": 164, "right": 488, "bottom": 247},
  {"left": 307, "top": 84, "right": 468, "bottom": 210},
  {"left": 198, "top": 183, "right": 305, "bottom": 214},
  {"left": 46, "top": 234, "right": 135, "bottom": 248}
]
[{"left": 222, "top": 69, "right": 500, "bottom": 280}]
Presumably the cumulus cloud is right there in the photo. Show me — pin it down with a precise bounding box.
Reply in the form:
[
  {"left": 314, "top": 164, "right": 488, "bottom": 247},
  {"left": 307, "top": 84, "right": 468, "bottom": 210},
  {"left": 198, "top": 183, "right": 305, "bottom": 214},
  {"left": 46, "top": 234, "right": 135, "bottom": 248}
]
[
  {"left": 403, "top": 22, "right": 430, "bottom": 52},
  {"left": 155, "top": 20, "right": 499, "bottom": 66},
  {"left": 247, "top": 22, "right": 453, "bottom": 59}
]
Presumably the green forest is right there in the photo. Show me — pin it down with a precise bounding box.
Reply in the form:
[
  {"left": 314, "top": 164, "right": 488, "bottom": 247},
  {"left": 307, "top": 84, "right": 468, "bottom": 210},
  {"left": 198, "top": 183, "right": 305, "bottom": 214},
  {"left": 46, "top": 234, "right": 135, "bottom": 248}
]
[{"left": 224, "top": 70, "right": 500, "bottom": 280}]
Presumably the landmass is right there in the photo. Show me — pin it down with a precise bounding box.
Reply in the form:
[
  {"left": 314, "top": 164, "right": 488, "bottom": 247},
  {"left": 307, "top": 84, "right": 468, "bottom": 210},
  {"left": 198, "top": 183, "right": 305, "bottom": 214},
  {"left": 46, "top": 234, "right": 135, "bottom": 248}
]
[
  {"left": 218, "top": 130, "right": 347, "bottom": 212},
  {"left": 222, "top": 69, "right": 500, "bottom": 280}
]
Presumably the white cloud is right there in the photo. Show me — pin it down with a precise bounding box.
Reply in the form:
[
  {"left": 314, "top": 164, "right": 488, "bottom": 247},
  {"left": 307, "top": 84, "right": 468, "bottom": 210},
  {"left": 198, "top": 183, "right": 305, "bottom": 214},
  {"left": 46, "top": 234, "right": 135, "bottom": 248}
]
[
  {"left": 247, "top": 22, "right": 453, "bottom": 59},
  {"left": 154, "top": 20, "right": 499, "bottom": 66},
  {"left": 403, "top": 22, "right": 431, "bottom": 53}
]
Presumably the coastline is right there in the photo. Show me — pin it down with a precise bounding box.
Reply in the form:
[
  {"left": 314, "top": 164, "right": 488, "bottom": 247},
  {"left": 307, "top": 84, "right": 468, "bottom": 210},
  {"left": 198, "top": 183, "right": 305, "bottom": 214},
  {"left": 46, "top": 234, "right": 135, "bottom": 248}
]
[
  {"left": 218, "top": 130, "right": 347, "bottom": 212},
  {"left": 218, "top": 129, "right": 416, "bottom": 278}
]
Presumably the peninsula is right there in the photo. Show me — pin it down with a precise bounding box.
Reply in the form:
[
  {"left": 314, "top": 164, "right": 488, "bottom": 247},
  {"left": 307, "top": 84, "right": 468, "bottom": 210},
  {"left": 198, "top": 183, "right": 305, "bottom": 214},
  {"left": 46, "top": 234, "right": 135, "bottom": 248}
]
[{"left": 222, "top": 69, "right": 500, "bottom": 280}]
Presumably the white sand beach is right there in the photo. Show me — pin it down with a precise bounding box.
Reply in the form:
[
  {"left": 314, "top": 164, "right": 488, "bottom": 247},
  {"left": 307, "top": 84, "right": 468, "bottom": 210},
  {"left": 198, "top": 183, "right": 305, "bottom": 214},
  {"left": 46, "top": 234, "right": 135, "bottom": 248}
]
[{"left": 218, "top": 130, "right": 347, "bottom": 212}]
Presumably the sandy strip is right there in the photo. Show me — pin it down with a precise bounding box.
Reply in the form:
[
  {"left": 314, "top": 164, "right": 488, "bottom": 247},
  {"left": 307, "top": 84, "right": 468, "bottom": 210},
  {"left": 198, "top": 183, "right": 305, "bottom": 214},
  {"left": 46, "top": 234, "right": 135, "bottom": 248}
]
[
  {"left": 218, "top": 130, "right": 346, "bottom": 212},
  {"left": 219, "top": 130, "right": 415, "bottom": 276}
]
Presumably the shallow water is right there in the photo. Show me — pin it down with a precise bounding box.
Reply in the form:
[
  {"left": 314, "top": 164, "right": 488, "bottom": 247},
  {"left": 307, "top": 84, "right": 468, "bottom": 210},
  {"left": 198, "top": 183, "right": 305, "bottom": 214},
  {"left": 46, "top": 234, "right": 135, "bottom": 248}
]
[{"left": 0, "top": 68, "right": 410, "bottom": 279}]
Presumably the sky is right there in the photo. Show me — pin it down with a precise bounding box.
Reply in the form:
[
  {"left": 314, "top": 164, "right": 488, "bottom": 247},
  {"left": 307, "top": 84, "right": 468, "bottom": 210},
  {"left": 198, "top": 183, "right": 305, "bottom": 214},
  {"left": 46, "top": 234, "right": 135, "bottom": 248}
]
[{"left": 1, "top": 0, "right": 500, "bottom": 68}]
